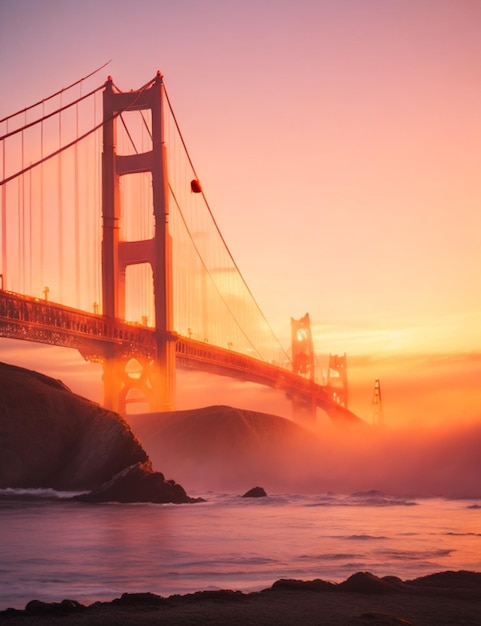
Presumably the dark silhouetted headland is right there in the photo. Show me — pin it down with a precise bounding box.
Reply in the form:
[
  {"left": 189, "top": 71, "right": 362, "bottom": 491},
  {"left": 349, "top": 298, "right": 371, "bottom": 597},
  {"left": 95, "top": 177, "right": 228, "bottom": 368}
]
[{"left": 0, "top": 362, "right": 195, "bottom": 503}]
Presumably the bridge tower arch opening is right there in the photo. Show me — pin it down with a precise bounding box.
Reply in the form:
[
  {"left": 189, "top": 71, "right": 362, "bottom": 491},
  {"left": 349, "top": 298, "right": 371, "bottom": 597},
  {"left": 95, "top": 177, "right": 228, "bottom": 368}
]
[
  {"left": 102, "top": 72, "right": 175, "bottom": 413},
  {"left": 117, "top": 357, "right": 159, "bottom": 415}
]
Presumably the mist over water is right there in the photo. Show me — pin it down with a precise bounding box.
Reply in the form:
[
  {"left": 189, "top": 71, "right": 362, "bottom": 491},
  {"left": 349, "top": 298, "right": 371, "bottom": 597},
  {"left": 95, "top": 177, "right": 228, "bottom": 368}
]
[
  {"left": 2, "top": 342, "right": 480, "bottom": 499},
  {"left": 128, "top": 403, "right": 481, "bottom": 499}
]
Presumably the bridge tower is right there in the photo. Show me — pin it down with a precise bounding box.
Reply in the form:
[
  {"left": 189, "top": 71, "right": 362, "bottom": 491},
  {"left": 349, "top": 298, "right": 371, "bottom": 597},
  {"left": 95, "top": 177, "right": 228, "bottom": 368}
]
[
  {"left": 101, "top": 72, "right": 175, "bottom": 413},
  {"left": 371, "top": 378, "right": 384, "bottom": 425},
  {"left": 291, "top": 313, "right": 315, "bottom": 380},
  {"left": 326, "top": 353, "right": 348, "bottom": 407},
  {"left": 290, "top": 313, "right": 316, "bottom": 420}
]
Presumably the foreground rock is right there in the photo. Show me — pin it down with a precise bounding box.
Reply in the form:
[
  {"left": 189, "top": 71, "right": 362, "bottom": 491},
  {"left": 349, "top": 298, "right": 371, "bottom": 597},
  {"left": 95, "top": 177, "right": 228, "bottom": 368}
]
[
  {"left": 3, "top": 571, "right": 480, "bottom": 625},
  {"left": 74, "top": 461, "right": 203, "bottom": 504},
  {"left": 0, "top": 362, "right": 144, "bottom": 490},
  {"left": 242, "top": 486, "right": 267, "bottom": 498}
]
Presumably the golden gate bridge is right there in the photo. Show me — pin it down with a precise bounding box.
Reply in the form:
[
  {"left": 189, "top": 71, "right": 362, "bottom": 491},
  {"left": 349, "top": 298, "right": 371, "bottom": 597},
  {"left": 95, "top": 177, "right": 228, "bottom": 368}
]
[{"left": 0, "top": 66, "right": 360, "bottom": 423}]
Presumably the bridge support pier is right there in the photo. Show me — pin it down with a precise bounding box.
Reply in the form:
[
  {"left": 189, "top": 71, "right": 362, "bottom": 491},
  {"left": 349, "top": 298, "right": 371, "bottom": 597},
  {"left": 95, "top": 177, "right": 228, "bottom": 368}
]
[
  {"left": 291, "top": 396, "right": 317, "bottom": 423},
  {"left": 102, "top": 353, "right": 175, "bottom": 415},
  {"left": 102, "top": 358, "right": 125, "bottom": 414}
]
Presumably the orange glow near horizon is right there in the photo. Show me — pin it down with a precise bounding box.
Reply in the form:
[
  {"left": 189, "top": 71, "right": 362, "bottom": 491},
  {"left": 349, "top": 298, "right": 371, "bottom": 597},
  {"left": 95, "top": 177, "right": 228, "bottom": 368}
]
[
  {"left": 2, "top": 338, "right": 480, "bottom": 430},
  {"left": 1, "top": 1, "right": 480, "bottom": 430}
]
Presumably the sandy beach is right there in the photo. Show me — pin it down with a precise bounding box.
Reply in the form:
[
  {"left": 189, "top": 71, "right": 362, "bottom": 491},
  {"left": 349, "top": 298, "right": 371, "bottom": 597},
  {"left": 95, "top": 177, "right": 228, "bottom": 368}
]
[{"left": 2, "top": 571, "right": 481, "bottom": 625}]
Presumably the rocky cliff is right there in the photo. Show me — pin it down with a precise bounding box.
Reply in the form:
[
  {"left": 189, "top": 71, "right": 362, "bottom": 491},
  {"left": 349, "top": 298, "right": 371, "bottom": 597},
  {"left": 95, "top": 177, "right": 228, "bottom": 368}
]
[{"left": 0, "top": 361, "right": 148, "bottom": 490}]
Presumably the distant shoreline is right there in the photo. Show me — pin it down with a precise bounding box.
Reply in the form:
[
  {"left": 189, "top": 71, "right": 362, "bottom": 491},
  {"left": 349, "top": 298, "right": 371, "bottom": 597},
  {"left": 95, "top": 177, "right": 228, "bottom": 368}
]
[{"left": 2, "top": 571, "right": 481, "bottom": 625}]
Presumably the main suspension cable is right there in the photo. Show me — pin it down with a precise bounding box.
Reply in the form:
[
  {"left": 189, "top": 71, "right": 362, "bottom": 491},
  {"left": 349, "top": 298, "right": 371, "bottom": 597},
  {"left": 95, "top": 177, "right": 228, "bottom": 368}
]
[
  {"left": 0, "top": 60, "right": 111, "bottom": 124},
  {"left": 1, "top": 77, "right": 157, "bottom": 187},
  {"left": 163, "top": 84, "right": 290, "bottom": 362},
  {"left": 0, "top": 84, "right": 104, "bottom": 142},
  {"left": 169, "top": 185, "right": 265, "bottom": 360}
]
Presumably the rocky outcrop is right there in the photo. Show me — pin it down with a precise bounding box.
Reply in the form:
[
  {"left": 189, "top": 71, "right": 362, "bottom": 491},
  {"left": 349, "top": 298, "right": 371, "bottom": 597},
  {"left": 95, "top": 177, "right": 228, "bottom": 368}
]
[
  {"left": 3, "top": 571, "right": 480, "bottom": 624},
  {"left": 74, "top": 461, "right": 203, "bottom": 504},
  {"left": 242, "top": 486, "right": 267, "bottom": 498},
  {"left": 24, "top": 599, "right": 85, "bottom": 616},
  {"left": 0, "top": 362, "right": 148, "bottom": 490}
]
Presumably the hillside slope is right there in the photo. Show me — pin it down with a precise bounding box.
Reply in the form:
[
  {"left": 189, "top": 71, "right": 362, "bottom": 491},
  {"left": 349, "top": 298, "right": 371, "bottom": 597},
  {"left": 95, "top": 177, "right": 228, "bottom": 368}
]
[{"left": 128, "top": 405, "right": 318, "bottom": 492}]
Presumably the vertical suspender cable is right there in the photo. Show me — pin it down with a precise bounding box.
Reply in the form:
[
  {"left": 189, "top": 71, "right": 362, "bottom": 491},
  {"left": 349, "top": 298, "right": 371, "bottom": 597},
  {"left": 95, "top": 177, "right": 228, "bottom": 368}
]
[
  {"left": 17, "top": 179, "right": 20, "bottom": 291},
  {"left": 21, "top": 122, "right": 25, "bottom": 291},
  {"left": 28, "top": 166, "right": 32, "bottom": 294},
  {"left": 96, "top": 93, "right": 102, "bottom": 310},
  {"left": 85, "top": 114, "right": 91, "bottom": 310},
  {"left": 88, "top": 93, "right": 95, "bottom": 310},
  {"left": 1, "top": 121, "right": 6, "bottom": 289},
  {"left": 17, "top": 169, "right": 20, "bottom": 292},
  {"left": 74, "top": 96, "right": 80, "bottom": 307},
  {"left": 40, "top": 103, "right": 44, "bottom": 293},
  {"left": 58, "top": 95, "right": 63, "bottom": 302}
]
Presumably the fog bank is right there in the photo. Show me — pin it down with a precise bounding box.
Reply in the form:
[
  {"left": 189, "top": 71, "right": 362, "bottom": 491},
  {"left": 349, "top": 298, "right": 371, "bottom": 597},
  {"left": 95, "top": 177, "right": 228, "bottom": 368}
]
[{"left": 128, "top": 406, "right": 481, "bottom": 499}]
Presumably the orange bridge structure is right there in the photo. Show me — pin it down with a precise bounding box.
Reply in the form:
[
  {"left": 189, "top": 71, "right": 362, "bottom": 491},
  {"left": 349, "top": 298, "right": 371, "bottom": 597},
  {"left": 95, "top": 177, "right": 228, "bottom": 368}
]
[{"left": 0, "top": 70, "right": 359, "bottom": 424}]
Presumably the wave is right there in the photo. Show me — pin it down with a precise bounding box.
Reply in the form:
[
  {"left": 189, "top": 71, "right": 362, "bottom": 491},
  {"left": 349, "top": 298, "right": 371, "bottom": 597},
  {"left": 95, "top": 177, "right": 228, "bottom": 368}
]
[
  {"left": 344, "top": 534, "right": 388, "bottom": 541},
  {"left": 344, "top": 490, "right": 418, "bottom": 506},
  {"left": 380, "top": 548, "right": 454, "bottom": 560},
  {"left": 0, "top": 487, "right": 82, "bottom": 501}
]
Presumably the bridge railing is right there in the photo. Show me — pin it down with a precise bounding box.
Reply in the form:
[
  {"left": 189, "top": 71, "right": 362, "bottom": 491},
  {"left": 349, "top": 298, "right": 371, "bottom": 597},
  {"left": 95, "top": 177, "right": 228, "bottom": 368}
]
[
  {"left": 0, "top": 291, "right": 157, "bottom": 358},
  {"left": 176, "top": 335, "right": 333, "bottom": 403},
  {"left": 0, "top": 290, "right": 315, "bottom": 390}
]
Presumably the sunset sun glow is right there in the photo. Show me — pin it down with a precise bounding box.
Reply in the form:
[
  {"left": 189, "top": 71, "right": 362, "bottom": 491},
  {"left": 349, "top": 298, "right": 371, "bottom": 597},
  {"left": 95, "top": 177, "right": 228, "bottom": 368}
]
[{"left": 1, "top": 0, "right": 480, "bottom": 428}]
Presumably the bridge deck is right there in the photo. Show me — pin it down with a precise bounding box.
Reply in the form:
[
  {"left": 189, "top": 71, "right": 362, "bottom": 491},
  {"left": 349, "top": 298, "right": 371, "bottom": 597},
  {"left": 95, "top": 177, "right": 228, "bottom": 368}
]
[{"left": 0, "top": 291, "right": 362, "bottom": 423}]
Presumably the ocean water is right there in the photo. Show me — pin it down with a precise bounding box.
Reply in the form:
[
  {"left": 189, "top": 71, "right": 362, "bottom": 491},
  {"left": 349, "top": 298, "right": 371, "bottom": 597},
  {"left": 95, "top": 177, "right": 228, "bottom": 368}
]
[{"left": 0, "top": 489, "right": 480, "bottom": 610}]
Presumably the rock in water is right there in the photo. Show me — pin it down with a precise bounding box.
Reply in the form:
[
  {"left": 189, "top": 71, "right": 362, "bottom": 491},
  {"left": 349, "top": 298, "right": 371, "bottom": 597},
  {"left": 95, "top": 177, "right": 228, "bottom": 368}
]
[
  {"left": 74, "top": 461, "right": 203, "bottom": 504},
  {"left": 242, "top": 486, "right": 267, "bottom": 498},
  {"left": 0, "top": 362, "right": 147, "bottom": 490}
]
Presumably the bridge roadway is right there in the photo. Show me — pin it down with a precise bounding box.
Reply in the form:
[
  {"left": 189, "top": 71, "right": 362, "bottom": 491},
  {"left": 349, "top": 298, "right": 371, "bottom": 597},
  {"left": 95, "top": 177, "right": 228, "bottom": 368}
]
[{"left": 0, "top": 291, "right": 362, "bottom": 423}]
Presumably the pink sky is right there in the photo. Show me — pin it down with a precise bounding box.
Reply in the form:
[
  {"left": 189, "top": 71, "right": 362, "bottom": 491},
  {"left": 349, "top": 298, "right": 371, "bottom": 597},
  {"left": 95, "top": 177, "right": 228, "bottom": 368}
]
[{"left": 1, "top": 0, "right": 480, "bottom": 426}]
